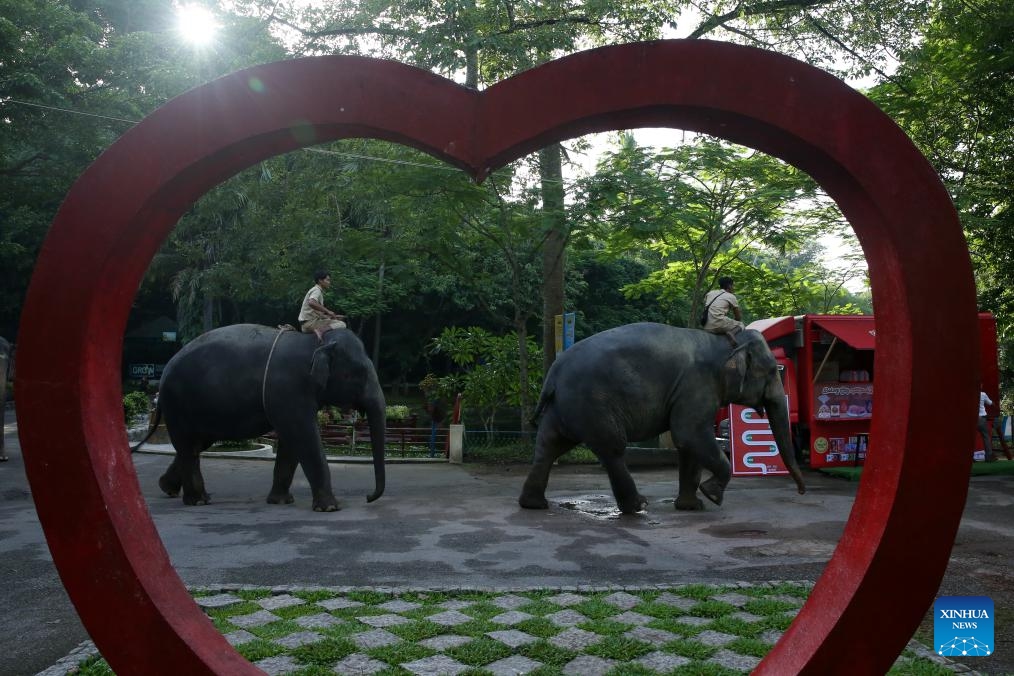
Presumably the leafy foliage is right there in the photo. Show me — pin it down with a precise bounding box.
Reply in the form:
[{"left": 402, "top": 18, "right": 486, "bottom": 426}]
[{"left": 428, "top": 326, "right": 544, "bottom": 430}]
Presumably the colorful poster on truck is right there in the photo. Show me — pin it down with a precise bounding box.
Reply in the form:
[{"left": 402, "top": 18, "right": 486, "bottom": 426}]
[{"left": 729, "top": 403, "right": 789, "bottom": 476}]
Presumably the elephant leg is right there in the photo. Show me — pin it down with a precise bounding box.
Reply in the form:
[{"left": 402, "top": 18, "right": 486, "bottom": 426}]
[
  {"left": 674, "top": 448, "right": 705, "bottom": 511},
  {"left": 277, "top": 416, "right": 338, "bottom": 512},
  {"left": 519, "top": 409, "right": 577, "bottom": 510},
  {"left": 266, "top": 439, "right": 297, "bottom": 505},
  {"left": 158, "top": 458, "right": 183, "bottom": 497},
  {"left": 679, "top": 430, "right": 732, "bottom": 507},
  {"left": 596, "top": 449, "right": 648, "bottom": 514},
  {"left": 179, "top": 451, "right": 211, "bottom": 506},
  {"left": 165, "top": 430, "right": 212, "bottom": 505}
]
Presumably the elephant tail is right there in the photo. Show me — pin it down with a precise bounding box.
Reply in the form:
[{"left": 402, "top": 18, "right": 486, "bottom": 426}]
[
  {"left": 130, "top": 400, "right": 162, "bottom": 454},
  {"left": 529, "top": 382, "right": 556, "bottom": 427}
]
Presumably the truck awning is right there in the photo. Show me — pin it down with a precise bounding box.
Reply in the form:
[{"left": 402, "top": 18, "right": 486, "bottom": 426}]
[{"left": 812, "top": 316, "right": 876, "bottom": 350}]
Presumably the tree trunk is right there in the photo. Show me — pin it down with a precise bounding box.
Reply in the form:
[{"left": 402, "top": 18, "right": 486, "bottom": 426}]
[
  {"left": 539, "top": 143, "right": 567, "bottom": 377},
  {"left": 202, "top": 295, "right": 214, "bottom": 332},
  {"left": 372, "top": 260, "right": 385, "bottom": 368},
  {"left": 515, "top": 313, "right": 531, "bottom": 433}
]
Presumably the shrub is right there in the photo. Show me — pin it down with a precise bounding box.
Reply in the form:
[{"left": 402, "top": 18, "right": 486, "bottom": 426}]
[
  {"left": 123, "top": 391, "right": 151, "bottom": 424},
  {"left": 385, "top": 404, "right": 410, "bottom": 420}
]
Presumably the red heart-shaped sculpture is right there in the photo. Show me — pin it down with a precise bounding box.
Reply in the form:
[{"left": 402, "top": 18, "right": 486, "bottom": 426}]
[{"left": 16, "top": 40, "right": 978, "bottom": 674}]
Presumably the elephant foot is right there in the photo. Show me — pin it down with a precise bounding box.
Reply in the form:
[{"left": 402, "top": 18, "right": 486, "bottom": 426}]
[
  {"left": 699, "top": 477, "right": 725, "bottom": 506},
  {"left": 312, "top": 495, "right": 340, "bottom": 512},
  {"left": 182, "top": 493, "right": 211, "bottom": 506},
  {"left": 617, "top": 493, "right": 649, "bottom": 514},
  {"left": 158, "top": 475, "right": 181, "bottom": 497},
  {"left": 266, "top": 492, "right": 295, "bottom": 505},
  {"left": 518, "top": 493, "right": 549, "bottom": 510},
  {"left": 674, "top": 495, "right": 705, "bottom": 511}
]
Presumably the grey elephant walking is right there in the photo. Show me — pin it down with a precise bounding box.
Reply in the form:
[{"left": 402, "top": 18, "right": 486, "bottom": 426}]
[
  {"left": 0, "top": 336, "right": 9, "bottom": 461},
  {"left": 519, "top": 323, "right": 806, "bottom": 513},
  {"left": 133, "top": 324, "right": 386, "bottom": 511}
]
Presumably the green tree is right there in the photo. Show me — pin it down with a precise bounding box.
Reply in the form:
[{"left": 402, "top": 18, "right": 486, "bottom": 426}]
[
  {"left": 870, "top": 0, "right": 1014, "bottom": 391},
  {"left": 575, "top": 134, "right": 848, "bottom": 324}
]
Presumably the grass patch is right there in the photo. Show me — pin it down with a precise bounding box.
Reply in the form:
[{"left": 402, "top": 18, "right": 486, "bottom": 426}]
[
  {"left": 574, "top": 598, "right": 621, "bottom": 621},
  {"left": 664, "top": 637, "right": 716, "bottom": 660},
  {"left": 446, "top": 636, "right": 512, "bottom": 666},
  {"left": 290, "top": 637, "right": 357, "bottom": 665},
  {"left": 236, "top": 638, "right": 287, "bottom": 662},
  {"left": 365, "top": 642, "right": 434, "bottom": 665},
  {"left": 520, "top": 639, "right": 576, "bottom": 667},
  {"left": 74, "top": 656, "right": 114, "bottom": 675},
  {"left": 389, "top": 620, "right": 446, "bottom": 642},
  {"left": 687, "top": 600, "right": 736, "bottom": 618},
  {"left": 585, "top": 635, "right": 653, "bottom": 661}
]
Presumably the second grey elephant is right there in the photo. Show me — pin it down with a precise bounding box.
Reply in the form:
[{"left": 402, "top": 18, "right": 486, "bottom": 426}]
[
  {"left": 134, "top": 324, "right": 385, "bottom": 511},
  {"left": 519, "top": 323, "right": 806, "bottom": 513}
]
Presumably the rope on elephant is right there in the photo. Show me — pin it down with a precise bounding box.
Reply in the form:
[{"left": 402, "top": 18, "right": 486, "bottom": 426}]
[{"left": 262, "top": 326, "right": 293, "bottom": 413}]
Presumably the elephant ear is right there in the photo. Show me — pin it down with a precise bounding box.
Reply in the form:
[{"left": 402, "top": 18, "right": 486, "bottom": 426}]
[
  {"left": 722, "top": 342, "right": 750, "bottom": 400},
  {"left": 310, "top": 344, "right": 335, "bottom": 393}
]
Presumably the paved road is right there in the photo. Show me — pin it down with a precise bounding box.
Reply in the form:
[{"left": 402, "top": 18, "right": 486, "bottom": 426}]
[{"left": 2, "top": 408, "right": 1012, "bottom": 674}]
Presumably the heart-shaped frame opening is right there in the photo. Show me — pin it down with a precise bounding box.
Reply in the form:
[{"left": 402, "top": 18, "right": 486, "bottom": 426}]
[{"left": 16, "top": 40, "right": 978, "bottom": 674}]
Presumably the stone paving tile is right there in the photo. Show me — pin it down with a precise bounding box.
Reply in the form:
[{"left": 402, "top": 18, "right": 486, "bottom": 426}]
[
  {"left": 602, "top": 591, "right": 642, "bottom": 610},
  {"left": 419, "top": 634, "right": 473, "bottom": 651},
  {"left": 625, "top": 625, "right": 678, "bottom": 646},
  {"left": 273, "top": 630, "right": 324, "bottom": 649},
  {"left": 546, "top": 609, "right": 588, "bottom": 627},
  {"left": 612, "top": 610, "right": 653, "bottom": 626},
  {"left": 492, "top": 594, "right": 530, "bottom": 610},
  {"left": 378, "top": 599, "right": 422, "bottom": 613},
  {"left": 401, "top": 654, "right": 470, "bottom": 675},
  {"left": 636, "top": 650, "right": 693, "bottom": 671},
  {"left": 487, "top": 629, "right": 539, "bottom": 648},
  {"left": 783, "top": 608, "right": 801, "bottom": 619},
  {"left": 485, "top": 654, "right": 543, "bottom": 675},
  {"left": 253, "top": 655, "right": 301, "bottom": 675},
  {"left": 562, "top": 654, "right": 617, "bottom": 676},
  {"left": 357, "top": 613, "right": 410, "bottom": 628},
  {"left": 438, "top": 600, "right": 474, "bottom": 611},
  {"left": 294, "top": 612, "right": 344, "bottom": 629},
  {"left": 317, "top": 597, "right": 364, "bottom": 611},
  {"left": 491, "top": 610, "right": 534, "bottom": 625},
  {"left": 228, "top": 609, "right": 281, "bottom": 628},
  {"left": 222, "top": 629, "right": 258, "bottom": 646},
  {"left": 709, "top": 648, "right": 762, "bottom": 672},
  {"left": 694, "top": 629, "right": 739, "bottom": 647},
  {"left": 549, "top": 627, "right": 604, "bottom": 650},
  {"left": 195, "top": 593, "right": 243, "bottom": 608},
  {"left": 547, "top": 592, "right": 585, "bottom": 607},
  {"left": 710, "top": 592, "right": 751, "bottom": 607},
  {"left": 333, "top": 652, "right": 389, "bottom": 675},
  {"left": 674, "top": 616, "right": 712, "bottom": 627},
  {"left": 758, "top": 629, "right": 784, "bottom": 645},
  {"left": 728, "top": 611, "right": 765, "bottom": 623},
  {"left": 653, "top": 592, "right": 697, "bottom": 611},
  {"left": 352, "top": 628, "right": 402, "bottom": 649},
  {"left": 258, "top": 594, "right": 306, "bottom": 611},
  {"left": 427, "top": 609, "right": 473, "bottom": 626}
]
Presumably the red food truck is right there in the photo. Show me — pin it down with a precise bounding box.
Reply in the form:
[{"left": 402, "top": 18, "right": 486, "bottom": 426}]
[{"left": 726, "top": 313, "right": 1001, "bottom": 474}]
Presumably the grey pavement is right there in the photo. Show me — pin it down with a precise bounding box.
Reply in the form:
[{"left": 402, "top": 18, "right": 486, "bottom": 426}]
[{"left": 3, "top": 406, "right": 1013, "bottom": 674}]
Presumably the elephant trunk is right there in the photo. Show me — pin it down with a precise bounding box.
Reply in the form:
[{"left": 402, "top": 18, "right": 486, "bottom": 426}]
[
  {"left": 364, "top": 394, "right": 386, "bottom": 503},
  {"left": 765, "top": 391, "right": 806, "bottom": 495}
]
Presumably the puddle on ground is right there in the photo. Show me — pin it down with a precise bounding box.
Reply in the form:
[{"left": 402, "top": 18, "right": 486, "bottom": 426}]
[{"left": 556, "top": 495, "right": 660, "bottom": 523}]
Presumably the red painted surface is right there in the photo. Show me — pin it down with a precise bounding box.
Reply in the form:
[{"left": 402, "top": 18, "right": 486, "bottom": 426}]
[{"left": 16, "top": 40, "right": 977, "bottom": 674}]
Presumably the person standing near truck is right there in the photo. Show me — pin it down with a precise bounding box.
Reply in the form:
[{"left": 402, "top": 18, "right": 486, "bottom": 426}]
[
  {"left": 978, "top": 387, "right": 995, "bottom": 462},
  {"left": 702, "top": 276, "right": 745, "bottom": 339}
]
